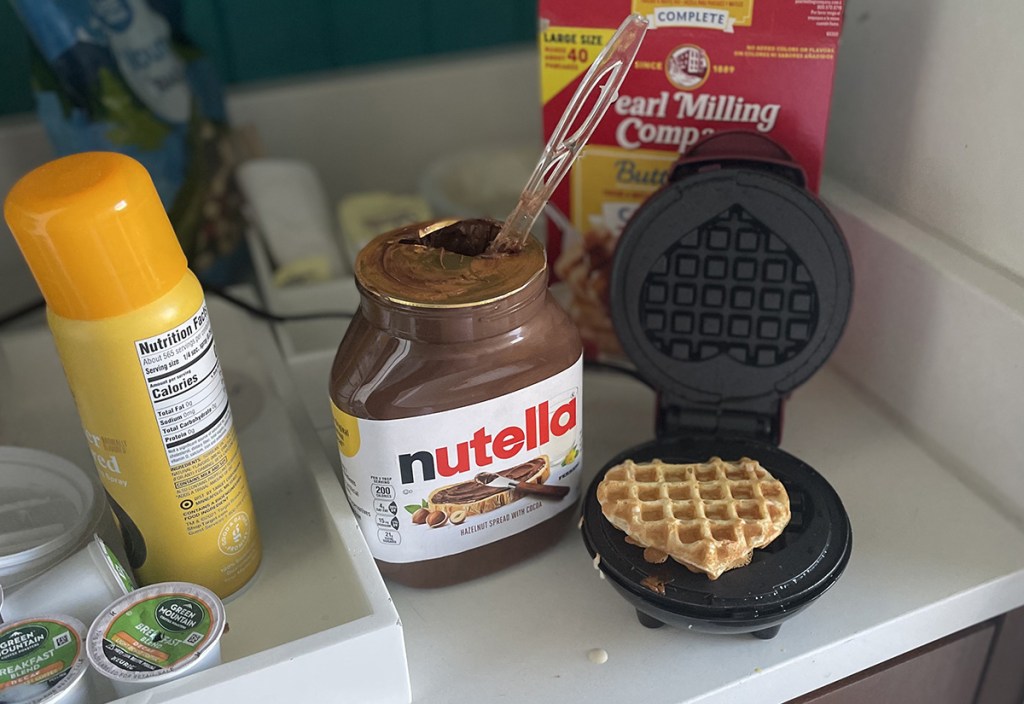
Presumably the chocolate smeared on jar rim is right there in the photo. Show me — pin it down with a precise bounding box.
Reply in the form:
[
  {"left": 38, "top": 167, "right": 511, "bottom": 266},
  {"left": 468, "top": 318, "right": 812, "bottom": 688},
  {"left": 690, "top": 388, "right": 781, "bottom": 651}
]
[{"left": 355, "top": 218, "right": 546, "bottom": 308}]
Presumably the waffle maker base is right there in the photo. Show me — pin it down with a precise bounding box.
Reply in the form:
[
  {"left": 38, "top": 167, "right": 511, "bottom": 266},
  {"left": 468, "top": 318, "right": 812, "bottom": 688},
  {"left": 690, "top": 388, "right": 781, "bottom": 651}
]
[{"left": 581, "top": 435, "right": 851, "bottom": 639}]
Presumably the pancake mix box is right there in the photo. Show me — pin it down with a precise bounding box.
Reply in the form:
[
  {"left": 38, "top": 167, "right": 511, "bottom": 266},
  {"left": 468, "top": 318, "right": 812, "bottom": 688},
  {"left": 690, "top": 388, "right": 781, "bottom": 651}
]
[{"left": 540, "top": 0, "right": 844, "bottom": 357}]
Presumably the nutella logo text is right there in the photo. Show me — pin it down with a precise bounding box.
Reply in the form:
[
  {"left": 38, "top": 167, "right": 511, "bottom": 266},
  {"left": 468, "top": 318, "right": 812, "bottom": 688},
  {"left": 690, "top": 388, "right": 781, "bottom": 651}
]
[{"left": 398, "top": 398, "right": 577, "bottom": 484}]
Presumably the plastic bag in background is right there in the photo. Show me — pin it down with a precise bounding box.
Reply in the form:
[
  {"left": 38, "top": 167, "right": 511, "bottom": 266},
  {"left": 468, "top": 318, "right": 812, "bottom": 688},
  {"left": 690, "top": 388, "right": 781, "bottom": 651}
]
[{"left": 11, "top": 0, "right": 252, "bottom": 284}]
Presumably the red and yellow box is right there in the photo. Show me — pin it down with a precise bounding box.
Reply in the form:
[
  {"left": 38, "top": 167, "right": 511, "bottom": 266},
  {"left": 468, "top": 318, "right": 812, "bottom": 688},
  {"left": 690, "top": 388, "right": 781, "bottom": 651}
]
[{"left": 541, "top": 0, "right": 844, "bottom": 357}]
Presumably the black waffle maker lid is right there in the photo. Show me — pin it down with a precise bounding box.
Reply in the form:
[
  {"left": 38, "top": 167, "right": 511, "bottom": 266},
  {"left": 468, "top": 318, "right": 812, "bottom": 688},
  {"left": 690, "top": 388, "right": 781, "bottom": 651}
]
[
  {"left": 609, "top": 137, "right": 852, "bottom": 442},
  {"left": 584, "top": 134, "right": 854, "bottom": 637}
]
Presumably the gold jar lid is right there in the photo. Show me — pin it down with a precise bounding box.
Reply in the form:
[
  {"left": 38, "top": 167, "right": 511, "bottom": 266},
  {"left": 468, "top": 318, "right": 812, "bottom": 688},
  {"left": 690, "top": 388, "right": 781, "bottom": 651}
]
[{"left": 355, "top": 219, "right": 547, "bottom": 308}]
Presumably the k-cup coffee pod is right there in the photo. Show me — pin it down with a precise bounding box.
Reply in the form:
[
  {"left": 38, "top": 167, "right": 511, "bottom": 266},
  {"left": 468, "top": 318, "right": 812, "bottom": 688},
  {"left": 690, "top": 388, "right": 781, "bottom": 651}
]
[
  {"left": 2, "top": 536, "right": 135, "bottom": 627},
  {"left": 86, "top": 582, "right": 225, "bottom": 697},
  {"left": 0, "top": 614, "right": 92, "bottom": 704}
]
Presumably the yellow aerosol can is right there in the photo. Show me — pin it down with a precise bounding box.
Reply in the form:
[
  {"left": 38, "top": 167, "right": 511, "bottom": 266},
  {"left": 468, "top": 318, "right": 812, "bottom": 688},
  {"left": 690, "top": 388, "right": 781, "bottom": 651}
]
[{"left": 4, "top": 152, "right": 261, "bottom": 598}]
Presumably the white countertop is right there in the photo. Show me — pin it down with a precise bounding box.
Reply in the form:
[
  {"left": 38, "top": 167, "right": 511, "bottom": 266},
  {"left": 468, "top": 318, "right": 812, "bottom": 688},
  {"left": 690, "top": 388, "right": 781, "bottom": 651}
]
[
  {"left": 256, "top": 189, "right": 1024, "bottom": 704},
  {"left": 291, "top": 344, "right": 1024, "bottom": 704}
]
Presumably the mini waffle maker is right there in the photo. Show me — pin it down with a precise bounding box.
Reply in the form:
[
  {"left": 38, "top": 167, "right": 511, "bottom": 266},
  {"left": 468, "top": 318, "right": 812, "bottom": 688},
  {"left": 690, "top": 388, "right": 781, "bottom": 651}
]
[{"left": 581, "top": 134, "right": 853, "bottom": 639}]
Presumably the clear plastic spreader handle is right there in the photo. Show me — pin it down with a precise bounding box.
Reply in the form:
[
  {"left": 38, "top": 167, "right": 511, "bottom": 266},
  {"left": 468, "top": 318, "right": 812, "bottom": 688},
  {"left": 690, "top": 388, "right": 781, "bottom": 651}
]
[{"left": 488, "top": 14, "right": 649, "bottom": 254}]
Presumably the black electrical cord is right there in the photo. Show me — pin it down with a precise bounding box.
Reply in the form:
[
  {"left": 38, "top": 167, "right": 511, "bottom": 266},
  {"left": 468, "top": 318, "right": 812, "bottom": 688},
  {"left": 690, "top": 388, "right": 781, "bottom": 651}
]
[
  {"left": 206, "top": 287, "right": 649, "bottom": 386},
  {"left": 200, "top": 285, "right": 355, "bottom": 322},
  {"left": 0, "top": 298, "right": 45, "bottom": 327},
  {"left": 0, "top": 288, "right": 648, "bottom": 387},
  {"left": 0, "top": 286, "right": 354, "bottom": 331}
]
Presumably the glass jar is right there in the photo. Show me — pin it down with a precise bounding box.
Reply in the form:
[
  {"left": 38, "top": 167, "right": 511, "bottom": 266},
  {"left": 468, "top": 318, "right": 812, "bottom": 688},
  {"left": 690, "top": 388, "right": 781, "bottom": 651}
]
[{"left": 330, "top": 219, "right": 583, "bottom": 587}]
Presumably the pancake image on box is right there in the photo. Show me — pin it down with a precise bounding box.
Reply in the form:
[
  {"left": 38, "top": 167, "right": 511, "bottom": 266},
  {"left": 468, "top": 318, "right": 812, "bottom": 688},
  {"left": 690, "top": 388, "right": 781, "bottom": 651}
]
[{"left": 581, "top": 134, "right": 853, "bottom": 639}]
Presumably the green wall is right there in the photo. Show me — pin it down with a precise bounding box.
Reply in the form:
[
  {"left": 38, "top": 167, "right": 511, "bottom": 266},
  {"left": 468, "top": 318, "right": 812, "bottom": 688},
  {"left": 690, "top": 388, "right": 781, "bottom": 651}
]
[
  {"left": 0, "top": 2, "right": 34, "bottom": 116},
  {"left": 0, "top": 0, "right": 537, "bottom": 117}
]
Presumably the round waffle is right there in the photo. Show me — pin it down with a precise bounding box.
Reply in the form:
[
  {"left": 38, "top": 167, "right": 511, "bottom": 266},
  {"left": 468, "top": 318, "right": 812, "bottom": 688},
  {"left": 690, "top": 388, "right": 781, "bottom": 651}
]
[{"left": 597, "top": 457, "right": 790, "bottom": 580}]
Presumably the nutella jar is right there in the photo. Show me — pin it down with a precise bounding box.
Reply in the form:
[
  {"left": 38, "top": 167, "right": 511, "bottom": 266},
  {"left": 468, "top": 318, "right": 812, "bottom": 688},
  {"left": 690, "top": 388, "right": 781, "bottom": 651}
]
[{"left": 330, "top": 219, "right": 583, "bottom": 587}]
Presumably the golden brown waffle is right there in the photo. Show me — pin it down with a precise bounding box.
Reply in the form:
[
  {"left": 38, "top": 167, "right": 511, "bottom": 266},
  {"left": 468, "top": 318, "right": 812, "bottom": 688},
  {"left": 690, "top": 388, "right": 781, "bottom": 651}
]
[{"left": 596, "top": 457, "right": 790, "bottom": 580}]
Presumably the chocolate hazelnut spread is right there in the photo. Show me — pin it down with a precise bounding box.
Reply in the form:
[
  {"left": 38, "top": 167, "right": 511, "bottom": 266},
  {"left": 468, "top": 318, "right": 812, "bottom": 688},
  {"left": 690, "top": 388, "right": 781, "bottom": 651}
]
[
  {"left": 428, "top": 457, "right": 548, "bottom": 505},
  {"left": 330, "top": 219, "right": 583, "bottom": 587}
]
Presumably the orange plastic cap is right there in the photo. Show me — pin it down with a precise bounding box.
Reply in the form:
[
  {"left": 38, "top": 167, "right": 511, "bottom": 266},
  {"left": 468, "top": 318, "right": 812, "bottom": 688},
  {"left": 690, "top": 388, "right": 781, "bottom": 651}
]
[{"left": 4, "top": 151, "right": 187, "bottom": 320}]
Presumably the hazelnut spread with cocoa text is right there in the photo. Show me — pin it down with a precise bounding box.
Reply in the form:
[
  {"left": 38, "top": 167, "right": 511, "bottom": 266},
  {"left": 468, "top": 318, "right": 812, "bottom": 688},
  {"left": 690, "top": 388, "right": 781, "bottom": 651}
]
[{"left": 330, "top": 219, "right": 583, "bottom": 587}]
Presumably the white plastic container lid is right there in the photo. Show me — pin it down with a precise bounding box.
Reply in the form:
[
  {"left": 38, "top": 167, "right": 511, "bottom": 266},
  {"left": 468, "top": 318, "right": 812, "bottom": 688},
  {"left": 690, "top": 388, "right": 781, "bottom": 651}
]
[
  {"left": 2, "top": 535, "right": 136, "bottom": 627},
  {"left": 0, "top": 448, "right": 106, "bottom": 590}
]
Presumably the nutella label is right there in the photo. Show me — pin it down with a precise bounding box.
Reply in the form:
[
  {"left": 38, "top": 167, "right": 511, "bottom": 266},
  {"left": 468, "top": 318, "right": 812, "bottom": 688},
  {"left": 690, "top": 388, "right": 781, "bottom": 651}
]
[{"left": 333, "top": 356, "right": 583, "bottom": 562}]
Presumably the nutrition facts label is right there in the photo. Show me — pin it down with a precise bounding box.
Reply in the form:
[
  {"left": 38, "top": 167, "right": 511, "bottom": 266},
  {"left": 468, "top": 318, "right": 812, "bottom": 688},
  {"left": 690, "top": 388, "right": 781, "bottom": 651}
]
[
  {"left": 135, "top": 303, "right": 231, "bottom": 466},
  {"left": 372, "top": 480, "right": 402, "bottom": 545}
]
